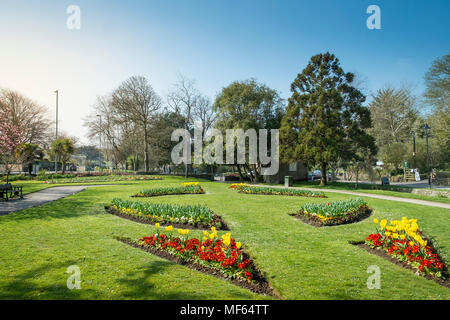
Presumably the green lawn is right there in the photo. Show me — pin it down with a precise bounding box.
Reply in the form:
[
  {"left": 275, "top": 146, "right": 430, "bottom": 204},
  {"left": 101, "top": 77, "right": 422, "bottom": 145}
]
[
  {"left": 1, "top": 176, "right": 449, "bottom": 299},
  {"left": 290, "top": 181, "right": 450, "bottom": 204}
]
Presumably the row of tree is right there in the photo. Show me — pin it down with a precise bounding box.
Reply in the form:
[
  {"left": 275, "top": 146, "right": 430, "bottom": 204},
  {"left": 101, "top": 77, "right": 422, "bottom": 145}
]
[{"left": 1, "top": 54, "right": 448, "bottom": 185}]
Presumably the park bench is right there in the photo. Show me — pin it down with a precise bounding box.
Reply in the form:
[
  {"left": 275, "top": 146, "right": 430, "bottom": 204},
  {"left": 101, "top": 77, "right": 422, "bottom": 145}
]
[{"left": 0, "top": 184, "right": 23, "bottom": 201}]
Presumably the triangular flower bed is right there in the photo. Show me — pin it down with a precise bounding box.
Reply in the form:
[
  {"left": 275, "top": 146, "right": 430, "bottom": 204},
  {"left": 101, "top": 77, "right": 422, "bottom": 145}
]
[
  {"left": 290, "top": 198, "right": 372, "bottom": 227},
  {"left": 353, "top": 217, "right": 449, "bottom": 288},
  {"left": 115, "top": 228, "right": 280, "bottom": 298},
  {"left": 132, "top": 182, "right": 205, "bottom": 198},
  {"left": 106, "top": 199, "right": 229, "bottom": 231},
  {"left": 232, "top": 185, "right": 326, "bottom": 198}
]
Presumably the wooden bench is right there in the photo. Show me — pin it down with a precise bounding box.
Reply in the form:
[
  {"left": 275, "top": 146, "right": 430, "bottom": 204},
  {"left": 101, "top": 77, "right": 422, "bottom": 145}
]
[{"left": 0, "top": 184, "right": 23, "bottom": 201}]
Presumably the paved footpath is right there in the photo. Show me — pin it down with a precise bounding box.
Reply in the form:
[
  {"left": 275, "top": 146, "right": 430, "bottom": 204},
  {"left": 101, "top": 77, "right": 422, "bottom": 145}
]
[
  {"left": 253, "top": 185, "right": 450, "bottom": 209},
  {"left": 0, "top": 185, "right": 109, "bottom": 216}
]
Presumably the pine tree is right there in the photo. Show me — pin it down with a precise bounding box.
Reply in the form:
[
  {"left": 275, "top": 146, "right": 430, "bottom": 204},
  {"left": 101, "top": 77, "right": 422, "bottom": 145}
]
[{"left": 280, "top": 52, "right": 376, "bottom": 185}]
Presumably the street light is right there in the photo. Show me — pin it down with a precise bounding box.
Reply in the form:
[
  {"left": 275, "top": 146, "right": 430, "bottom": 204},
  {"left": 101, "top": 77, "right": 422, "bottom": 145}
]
[
  {"left": 96, "top": 115, "right": 102, "bottom": 171},
  {"left": 423, "top": 124, "right": 431, "bottom": 188},
  {"left": 54, "top": 90, "right": 59, "bottom": 173},
  {"left": 410, "top": 130, "right": 416, "bottom": 170}
]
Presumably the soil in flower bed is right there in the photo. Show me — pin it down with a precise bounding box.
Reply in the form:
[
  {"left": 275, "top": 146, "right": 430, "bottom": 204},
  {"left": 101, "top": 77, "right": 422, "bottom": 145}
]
[
  {"left": 116, "top": 236, "right": 281, "bottom": 299},
  {"left": 291, "top": 205, "right": 372, "bottom": 227},
  {"left": 351, "top": 241, "right": 450, "bottom": 288},
  {"left": 105, "top": 206, "right": 230, "bottom": 231}
]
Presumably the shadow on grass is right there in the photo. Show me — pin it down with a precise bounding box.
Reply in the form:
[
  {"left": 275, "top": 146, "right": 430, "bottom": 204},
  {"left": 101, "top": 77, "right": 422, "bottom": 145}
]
[
  {"left": 0, "top": 197, "right": 105, "bottom": 223},
  {"left": 0, "top": 260, "right": 99, "bottom": 300},
  {"left": 116, "top": 259, "right": 257, "bottom": 300}
]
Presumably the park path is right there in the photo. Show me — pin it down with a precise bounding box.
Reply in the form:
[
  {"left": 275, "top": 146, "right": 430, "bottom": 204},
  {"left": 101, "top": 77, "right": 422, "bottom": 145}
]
[
  {"left": 0, "top": 185, "right": 109, "bottom": 216},
  {"left": 253, "top": 184, "right": 450, "bottom": 209}
]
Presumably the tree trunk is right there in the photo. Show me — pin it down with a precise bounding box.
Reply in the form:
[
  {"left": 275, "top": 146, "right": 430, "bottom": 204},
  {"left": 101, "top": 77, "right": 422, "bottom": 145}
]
[
  {"left": 144, "top": 127, "right": 149, "bottom": 173},
  {"left": 236, "top": 165, "right": 244, "bottom": 181},
  {"left": 62, "top": 162, "right": 66, "bottom": 174},
  {"left": 28, "top": 162, "right": 33, "bottom": 175},
  {"left": 320, "top": 162, "right": 327, "bottom": 186},
  {"left": 253, "top": 164, "right": 262, "bottom": 183}
]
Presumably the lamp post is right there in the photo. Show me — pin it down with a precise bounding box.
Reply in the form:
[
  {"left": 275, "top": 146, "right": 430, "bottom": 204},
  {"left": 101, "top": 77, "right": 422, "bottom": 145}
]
[
  {"left": 410, "top": 130, "right": 416, "bottom": 170},
  {"left": 54, "top": 90, "right": 59, "bottom": 173},
  {"left": 96, "top": 115, "right": 102, "bottom": 170},
  {"left": 423, "top": 124, "right": 431, "bottom": 188}
]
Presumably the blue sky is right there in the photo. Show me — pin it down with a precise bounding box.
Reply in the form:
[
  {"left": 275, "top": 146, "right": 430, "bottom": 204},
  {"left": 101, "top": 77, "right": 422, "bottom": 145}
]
[{"left": 0, "top": 0, "right": 448, "bottom": 142}]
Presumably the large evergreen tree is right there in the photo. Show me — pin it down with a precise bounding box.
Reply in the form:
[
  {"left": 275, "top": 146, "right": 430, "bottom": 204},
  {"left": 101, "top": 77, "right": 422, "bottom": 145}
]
[{"left": 280, "top": 52, "right": 376, "bottom": 185}]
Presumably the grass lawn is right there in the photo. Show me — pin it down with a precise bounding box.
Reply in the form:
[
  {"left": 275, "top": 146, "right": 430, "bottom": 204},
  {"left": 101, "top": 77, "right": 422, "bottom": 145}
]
[
  {"left": 290, "top": 181, "right": 450, "bottom": 204},
  {"left": 0, "top": 176, "right": 449, "bottom": 299}
]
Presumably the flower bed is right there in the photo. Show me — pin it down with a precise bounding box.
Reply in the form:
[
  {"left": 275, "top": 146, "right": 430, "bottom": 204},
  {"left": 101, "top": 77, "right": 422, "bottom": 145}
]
[
  {"left": 106, "top": 198, "right": 228, "bottom": 230},
  {"left": 364, "top": 217, "right": 448, "bottom": 284},
  {"left": 293, "top": 198, "right": 371, "bottom": 226},
  {"left": 229, "top": 183, "right": 249, "bottom": 190},
  {"left": 238, "top": 186, "right": 326, "bottom": 198},
  {"left": 43, "top": 175, "right": 162, "bottom": 184},
  {"left": 133, "top": 182, "right": 204, "bottom": 197},
  {"left": 116, "top": 226, "right": 279, "bottom": 297}
]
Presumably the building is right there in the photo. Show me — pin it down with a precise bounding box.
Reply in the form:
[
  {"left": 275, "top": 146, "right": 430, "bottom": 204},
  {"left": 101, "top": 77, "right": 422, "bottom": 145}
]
[{"left": 263, "top": 161, "right": 308, "bottom": 184}]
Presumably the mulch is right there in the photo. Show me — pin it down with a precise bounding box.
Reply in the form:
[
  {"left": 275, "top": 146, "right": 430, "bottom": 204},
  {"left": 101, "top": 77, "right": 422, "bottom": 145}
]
[
  {"left": 290, "top": 205, "right": 372, "bottom": 227},
  {"left": 116, "top": 237, "right": 282, "bottom": 299},
  {"left": 105, "top": 206, "right": 230, "bottom": 231},
  {"left": 351, "top": 241, "right": 450, "bottom": 288}
]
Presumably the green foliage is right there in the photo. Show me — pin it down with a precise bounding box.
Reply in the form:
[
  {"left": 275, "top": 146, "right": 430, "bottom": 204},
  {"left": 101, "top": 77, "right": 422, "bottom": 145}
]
[
  {"left": 280, "top": 52, "right": 376, "bottom": 185},
  {"left": 111, "top": 198, "right": 215, "bottom": 226},
  {"left": 369, "top": 87, "right": 417, "bottom": 147},
  {"left": 213, "top": 79, "right": 284, "bottom": 131},
  {"left": 49, "top": 138, "right": 75, "bottom": 173},
  {"left": 213, "top": 79, "right": 285, "bottom": 182},
  {"left": 137, "top": 185, "right": 204, "bottom": 197},
  {"left": 239, "top": 186, "right": 325, "bottom": 197},
  {"left": 300, "top": 198, "right": 366, "bottom": 218},
  {"left": 424, "top": 54, "right": 450, "bottom": 110}
]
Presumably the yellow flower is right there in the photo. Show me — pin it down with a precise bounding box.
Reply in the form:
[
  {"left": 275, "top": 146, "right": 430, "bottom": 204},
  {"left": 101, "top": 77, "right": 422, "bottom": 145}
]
[
  {"left": 155, "top": 223, "right": 160, "bottom": 229},
  {"left": 380, "top": 219, "right": 387, "bottom": 229},
  {"left": 165, "top": 225, "right": 173, "bottom": 232},
  {"left": 183, "top": 229, "right": 189, "bottom": 235},
  {"left": 236, "top": 241, "right": 242, "bottom": 249},
  {"left": 178, "top": 229, "right": 184, "bottom": 235},
  {"left": 385, "top": 231, "right": 391, "bottom": 237},
  {"left": 373, "top": 218, "right": 379, "bottom": 224}
]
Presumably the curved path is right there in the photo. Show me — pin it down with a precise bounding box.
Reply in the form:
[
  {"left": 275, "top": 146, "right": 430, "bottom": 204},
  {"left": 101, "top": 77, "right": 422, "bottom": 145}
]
[
  {"left": 0, "top": 185, "right": 109, "bottom": 216},
  {"left": 253, "top": 184, "right": 450, "bottom": 209}
]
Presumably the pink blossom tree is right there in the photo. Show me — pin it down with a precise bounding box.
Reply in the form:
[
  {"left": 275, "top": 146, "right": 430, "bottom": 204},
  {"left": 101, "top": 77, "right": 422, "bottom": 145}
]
[{"left": 0, "top": 106, "right": 26, "bottom": 183}]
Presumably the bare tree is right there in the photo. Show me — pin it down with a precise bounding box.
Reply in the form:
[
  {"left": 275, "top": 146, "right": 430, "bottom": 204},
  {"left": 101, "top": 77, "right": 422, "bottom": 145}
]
[
  {"left": 193, "top": 96, "right": 216, "bottom": 138},
  {"left": 0, "top": 88, "right": 52, "bottom": 146},
  {"left": 111, "top": 76, "right": 161, "bottom": 172},
  {"left": 167, "top": 75, "right": 215, "bottom": 177}
]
